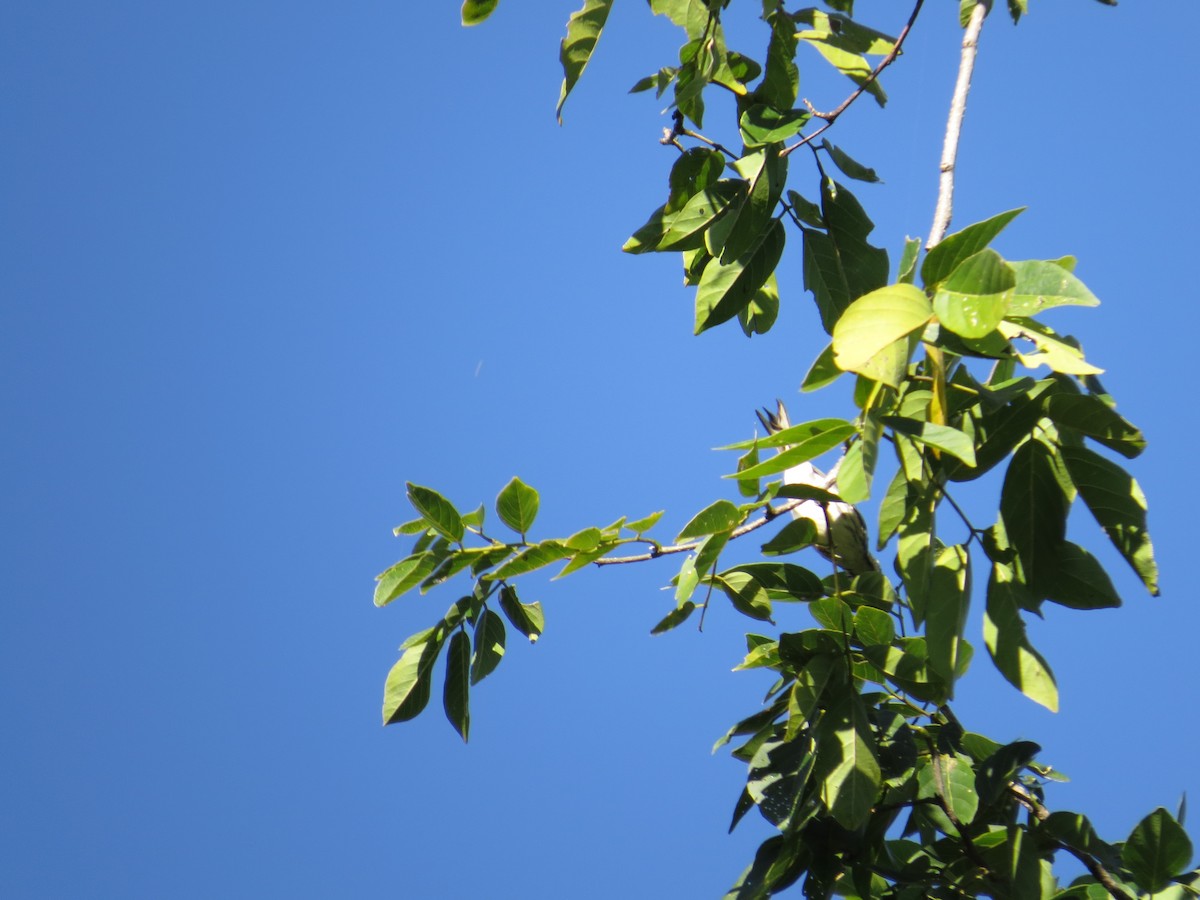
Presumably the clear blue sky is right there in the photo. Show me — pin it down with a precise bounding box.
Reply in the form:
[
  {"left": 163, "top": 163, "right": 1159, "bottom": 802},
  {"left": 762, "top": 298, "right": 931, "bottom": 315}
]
[{"left": 3, "top": 2, "right": 1197, "bottom": 897}]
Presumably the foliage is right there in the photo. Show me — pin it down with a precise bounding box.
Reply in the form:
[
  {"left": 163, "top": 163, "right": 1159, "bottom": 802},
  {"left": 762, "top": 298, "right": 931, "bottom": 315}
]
[{"left": 385, "top": 2, "right": 1190, "bottom": 897}]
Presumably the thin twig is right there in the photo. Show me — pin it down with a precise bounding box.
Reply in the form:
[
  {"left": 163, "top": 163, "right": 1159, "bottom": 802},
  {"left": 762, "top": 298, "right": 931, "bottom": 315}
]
[
  {"left": 781, "top": 0, "right": 925, "bottom": 159},
  {"left": 928, "top": 2, "right": 987, "bottom": 248},
  {"left": 593, "top": 499, "right": 804, "bottom": 566},
  {"left": 1008, "top": 784, "right": 1134, "bottom": 900}
]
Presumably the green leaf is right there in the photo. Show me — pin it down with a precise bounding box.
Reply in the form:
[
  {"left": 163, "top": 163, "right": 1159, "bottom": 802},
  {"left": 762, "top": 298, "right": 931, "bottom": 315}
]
[
  {"left": 563, "top": 527, "right": 602, "bottom": 551},
  {"left": 761, "top": 517, "right": 820, "bottom": 556},
  {"left": 738, "top": 271, "right": 779, "bottom": 336},
  {"left": 898, "top": 236, "right": 921, "bottom": 284},
  {"left": 1123, "top": 808, "right": 1194, "bottom": 894},
  {"left": 675, "top": 553, "right": 700, "bottom": 604},
  {"left": 491, "top": 541, "right": 571, "bottom": 579},
  {"left": 801, "top": 342, "right": 843, "bottom": 392},
  {"left": 677, "top": 499, "right": 742, "bottom": 540},
  {"left": 921, "top": 208, "right": 1025, "bottom": 288},
  {"left": 786, "top": 189, "right": 823, "bottom": 228},
  {"left": 739, "top": 104, "right": 810, "bottom": 146},
  {"left": 495, "top": 476, "right": 539, "bottom": 535},
  {"left": 880, "top": 417, "right": 976, "bottom": 468},
  {"left": 714, "top": 572, "right": 774, "bottom": 622},
  {"left": 555, "top": 0, "right": 614, "bottom": 124},
  {"left": 1008, "top": 259, "right": 1101, "bottom": 315},
  {"left": 876, "top": 467, "right": 909, "bottom": 549},
  {"left": 720, "top": 148, "right": 787, "bottom": 263},
  {"left": 721, "top": 562, "right": 824, "bottom": 601},
  {"left": 658, "top": 181, "right": 744, "bottom": 251},
  {"left": 667, "top": 147, "right": 727, "bottom": 212},
  {"left": 803, "top": 180, "right": 890, "bottom": 333},
  {"left": 832, "top": 283, "right": 932, "bottom": 375},
  {"left": 814, "top": 693, "right": 882, "bottom": 829},
  {"left": 382, "top": 637, "right": 442, "bottom": 724},
  {"left": 925, "top": 545, "right": 971, "bottom": 690},
  {"left": 406, "top": 483, "right": 465, "bottom": 543},
  {"left": 998, "top": 317, "right": 1103, "bottom": 376},
  {"left": 917, "top": 752, "right": 979, "bottom": 826},
  {"left": 625, "top": 510, "right": 665, "bottom": 534},
  {"left": 375, "top": 552, "right": 439, "bottom": 607},
  {"left": 821, "top": 140, "right": 880, "bottom": 182},
  {"left": 1045, "top": 394, "right": 1145, "bottom": 459},
  {"left": 1043, "top": 541, "right": 1122, "bottom": 610},
  {"left": 756, "top": 9, "right": 800, "bottom": 109},
  {"left": 999, "top": 439, "right": 1068, "bottom": 591},
  {"left": 470, "top": 609, "right": 506, "bottom": 685},
  {"left": 835, "top": 440, "right": 868, "bottom": 504},
  {"left": 733, "top": 423, "right": 856, "bottom": 480},
  {"left": 442, "top": 630, "right": 471, "bottom": 741},
  {"left": 932, "top": 249, "right": 1015, "bottom": 339},
  {"left": 461, "top": 0, "right": 499, "bottom": 26},
  {"left": 497, "top": 585, "right": 544, "bottom": 642},
  {"left": 984, "top": 563, "right": 1058, "bottom": 711},
  {"left": 1062, "top": 445, "right": 1158, "bottom": 595},
  {"left": 695, "top": 218, "right": 786, "bottom": 334},
  {"left": 854, "top": 606, "right": 894, "bottom": 646},
  {"left": 651, "top": 601, "right": 697, "bottom": 634},
  {"left": 622, "top": 204, "right": 669, "bottom": 254},
  {"left": 803, "top": 39, "right": 886, "bottom": 107}
]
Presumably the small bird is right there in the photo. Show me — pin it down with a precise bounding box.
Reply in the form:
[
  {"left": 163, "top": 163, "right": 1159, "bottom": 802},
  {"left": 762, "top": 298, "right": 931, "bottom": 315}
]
[{"left": 756, "top": 400, "right": 879, "bottom": 577}]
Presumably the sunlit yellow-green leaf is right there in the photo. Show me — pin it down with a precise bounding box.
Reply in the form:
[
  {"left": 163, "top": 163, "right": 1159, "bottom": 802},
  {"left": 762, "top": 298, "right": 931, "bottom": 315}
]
[{"left": 833, "top": 284, "right": 932, "bottom": 375}]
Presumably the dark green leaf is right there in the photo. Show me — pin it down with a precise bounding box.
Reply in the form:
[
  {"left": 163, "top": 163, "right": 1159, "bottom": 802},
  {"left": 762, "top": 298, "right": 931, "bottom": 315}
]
[
  {"left": 470, "top": 609, "right": 506, "bottom": 684},
  {"left": 497, "top": 585, "right": 544, "bottom": 642},
  {"left": 651, "top": 601, "right": 697, "bottom": 634},
  {"left": 1043, "top": 541, "right": 1122, "bottom": 610},
  {"left": 1123, "top": 808, "right": 1193, "bottom": 894},
  {"left": 756, "top": 10, "right": 800, "bottom": 109},
  {"left": 761, "top": 517, "right": 820, "bottom": 556},
  {"left": 695, "top": 219, "right": 786, "bottom": 334},
  {"left": 1062, "top": 445, "right": 1158, "bottom": 595},
  {"left": 880, "top": 416, "right": 976, "bottom": 468},
  {"left": 983, "top": 563, "right": 1058, "bottom": 711},
  {"left": 740, "top": 104, "right": 810, "bottom": 146},
  {"left": 786, "top": 189, "right": 823, "bottom": 228},
  {"left": 738, "top": 272, "right": 779, "bottom": 336},
  {"left": 814, "top": 692, "right": 882, "bottom": 829},
  {"left": 720, "top": 148, "right": 787, "bottom": 263},
  {"left": 721, "top": 562, "right": 824, "bottom": 601},
  {"left": 821, "top": 140, "right": 880, "bottom": 182},
  {"left": 876, "top": 467, "right": 909, "bottom": 549},
  {"left": 803, "top": 180, "right": 890, "bottom": 333},
  {"left": 382, "top": 637, "right": 442, "bottom": 724},
  {"left": 443, "top": 630, "right": 471, "bottom": 741},
  {"left": 921, "top": 208, "right": 1025, "bottom": 288},
  {"left": 916, "top": 752, "right": 978, "bottom": 826},
  {"left": 999, "top": 439, "right": 1068, "bottom": 592},
  {"left": 1045, "top": 394, "right": 1146, "bottom": 459},
  {"left": 715, "top": 572, "right": 774, "bottom": 622},
  {"left": 659, "top": 181, "right": 744, "bottom": 251},
  {"left": 495, "top": 476, "right": 539, "bottom": 535},
  {"left": 925, "top": 545, "right": 971, "bottom": 690},
  {"left": 461, "top": 0, "right": 499, "bottom": 26},
  {"left": 667, "top": 147, "right": 728, "bottom": 212},
  {"left": 406, "top": 483, "right": 465, "bottom": 543},
  {"left": 556, "top": 0, "right": 614, "bottom": 123}
]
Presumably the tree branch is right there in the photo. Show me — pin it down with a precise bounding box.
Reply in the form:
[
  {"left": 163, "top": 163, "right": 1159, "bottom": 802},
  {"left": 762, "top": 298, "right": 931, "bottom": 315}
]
[
  {"left": 928, "top": 1, "right": 988, "bottom": 248},
  {"left": 1008, "top": 784, "right": 1134, "bottom": 900},
  {"left": 781, "top": 0, "right": 925, "bottom": 159},
  {"left": 593, "top": 498, "right": 805, "bottom": 566}
]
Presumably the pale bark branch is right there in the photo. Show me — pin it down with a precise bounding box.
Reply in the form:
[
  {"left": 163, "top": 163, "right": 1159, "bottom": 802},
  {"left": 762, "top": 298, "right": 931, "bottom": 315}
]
[{"left": 928, "top": 1, "right": 988, "bottom": 248}]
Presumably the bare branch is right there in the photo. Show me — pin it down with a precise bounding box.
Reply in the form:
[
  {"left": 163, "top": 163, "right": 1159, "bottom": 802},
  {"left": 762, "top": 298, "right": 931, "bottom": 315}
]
[{"left": 928, "top": 2, "right": 988, "bottom": 248}]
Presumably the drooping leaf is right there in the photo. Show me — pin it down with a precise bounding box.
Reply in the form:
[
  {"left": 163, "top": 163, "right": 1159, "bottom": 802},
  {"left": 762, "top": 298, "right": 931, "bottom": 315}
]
[
  {"left": 984, "top": 563, "right": 1058, "bottom": 711},
  {"left": 1045, "top": 394, "right": 1146, "bottom": 459},
  {"left": 832, "top": 283, "right": 932, "bottom": 375},
  {"left": 651, "top": 601, "right": 697, "bottom": 634},
  {"left": 821, "top": 140, "right": 880, "bottom": 182},
  {"left": 1061, "top": 445, "right": 1158, "bottom": 595},
  {"left": 738, "top": 272, "right": 779, "bottom": 336},
  {"left": 442, "top": 630, "right": 471, "bottom": 741},
  {"left": 998, "top": 439, "right": 1068, "bottom": 592},
  {"left": 756, "top": 9, "right": 800, "bottom": 110},
  {"left": 497, "top": 585, "right": 544, "bottom": 642},
  {"left": 556, "top": 0, "right": 614, "bottom": 123},
  {"left": 695, "top": 218, "right": 786, "bottom": 334},
  {"left": 407, "top": 483, "right": 465, "bottom": 543},
  {"left": 898, "top": 236, "right": 921, "bottom": 284},
  {"left": 720, "top": 148, "right": 787, "bottom": 262},
  {"left": 495, "top": 476, "right": 539, "bottom": 536},
  {"left": 921, "top": 208, "right": 1025, "bottom": 288},
  {"left": 1042, "top": 541, "right": 1122, "bottom": 610},
  {"left": 786, "top": 189, "right": 823, "bottom": 229},
  {"left": 925, "top": 545, "right": 971, "bottom": 690},
  {"left": 470, "top": 609, "right": 506, "bottom": 684},
  {"left": 814, "top": 692, "right": 882, "bottom": 829},
  {"left": 461, "top": 0, "right": 499, "bottom": 26},
  {"left": 383, "top": 636, "right": 442, "bottom": 724},
  {"left": 1123, "top": 808, "right": 1194, "bottom": 894},
  {"left": 803, "top": 180, "right": 890, "bottom": 333}
]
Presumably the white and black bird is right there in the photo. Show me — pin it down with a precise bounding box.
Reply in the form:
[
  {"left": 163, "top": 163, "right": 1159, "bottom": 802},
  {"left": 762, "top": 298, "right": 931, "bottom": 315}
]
[{"left": 756, "top": 400, "right": 880, "bottom": 577}]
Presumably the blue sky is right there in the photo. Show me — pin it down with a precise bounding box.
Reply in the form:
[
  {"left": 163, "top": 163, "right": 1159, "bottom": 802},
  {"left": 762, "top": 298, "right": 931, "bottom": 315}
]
[{"left": 3, "top": 2, "right": 1198, "bottom": 897}]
